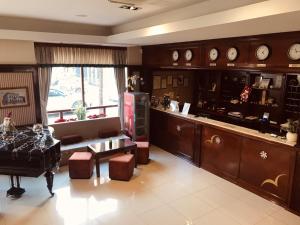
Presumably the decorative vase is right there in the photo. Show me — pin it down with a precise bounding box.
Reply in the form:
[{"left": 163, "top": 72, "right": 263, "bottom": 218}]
[{"left": 286, "top": 132, "right": 298, "bottom": 143}]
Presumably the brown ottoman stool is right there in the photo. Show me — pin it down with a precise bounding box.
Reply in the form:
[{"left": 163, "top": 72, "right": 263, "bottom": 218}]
[
  {"left": 69, "top": 152, "right": 93, "bottom": 179},
  {"left": 135, "top": 142, "right": 150, "bottom": 164},
  {"left": 109, "top": 154, "right": 134, "bottom": 181}
]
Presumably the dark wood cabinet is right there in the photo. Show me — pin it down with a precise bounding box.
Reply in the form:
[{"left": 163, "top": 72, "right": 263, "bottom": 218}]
[
  {"left": 201, "top": 127, "right": 241, "bottom": 179},
  {"left": 239, "top": 138, "right": 295, "bottom": 203},
  {"left": 150, "top": 109, "right": 169, "bottom": 150},
  {"left": 167, "top": 116, "right": 196, "bottom": 160},
  {"left": 291, "top": 152, "right": 300, "bottom": 213},
  {"left": 150, "top": 109, "right": 199, "bottom": 163}
]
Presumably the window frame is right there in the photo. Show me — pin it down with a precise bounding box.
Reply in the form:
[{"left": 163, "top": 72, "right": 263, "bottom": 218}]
[{"left": 47, "top": 66, "right": 119, "bottom": 121}]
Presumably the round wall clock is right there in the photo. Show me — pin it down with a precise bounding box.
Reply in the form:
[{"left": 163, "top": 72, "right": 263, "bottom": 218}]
[
  {"left": 288, "top": 43, "right": 300, "bottom": 61},
  {"left": 172, "top": 50, "right": 179, "bottom": 62},
  {"left": 184, "top": 49, "right": 193, "bottom": 61},
  {"left": 227, "top": 47, "right": 238, "bottom": 61},
  {"left": 256, "top": 44, "right": 270, "bottom": 61},
  {"left": 209, "top": 48, "right": 219, "bottom": 61}
]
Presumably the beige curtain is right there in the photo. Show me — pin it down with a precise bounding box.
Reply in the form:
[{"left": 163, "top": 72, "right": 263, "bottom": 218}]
[
  {"left": 38, "top": 67, "right": 52, "bottom": 125},
  {"left": 35, "top": 45, "right": 127, "bottom": 65},
  {"left": 114, "top": 68, "right": 126, "bottom": 130}
]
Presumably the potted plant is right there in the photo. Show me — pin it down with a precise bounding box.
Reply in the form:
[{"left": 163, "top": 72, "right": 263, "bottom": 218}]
[
  {"left": 286, "top": 119, "right": 299, "bottom": 143},
  {"left": 73, "top": 104, "right": 86, "bottom": 121}
]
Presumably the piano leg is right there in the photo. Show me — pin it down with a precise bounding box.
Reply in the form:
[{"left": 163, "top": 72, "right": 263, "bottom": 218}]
[
  {"left": 6, "top": 175, "right": 25, "bottom": 198},
  {"left": 45, "top": 170, "right": 54, "bottom": 196}
]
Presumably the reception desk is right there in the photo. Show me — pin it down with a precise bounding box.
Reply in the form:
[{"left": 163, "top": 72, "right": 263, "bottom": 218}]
[{"left": 150, "top": 107, "right": 300, "bottom": 214}]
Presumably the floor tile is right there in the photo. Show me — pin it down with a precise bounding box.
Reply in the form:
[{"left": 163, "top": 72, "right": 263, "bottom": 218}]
[
  {"left": 271, "top": 208, "right": 300, "bottom": 225},
  {"left": 0, "top": 146, "right": 298, "bottom": 225},
  {"left": 193, "top": 208, "right": 241, "bottom": 225},
  {"left": 138, "top": 205, "right": 189, "bottom": 225},
  {"left": 221, "top": 200, "right": 269, "bottom": 225},
  {"left": 168, "top": 193, "right": 214, "bottom": 220}
]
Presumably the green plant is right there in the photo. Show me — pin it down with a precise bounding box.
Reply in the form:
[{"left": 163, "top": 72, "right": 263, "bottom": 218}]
[
  {"left": 287, "top": 119, "right": 299, "bottom": 133},
  {"left": 73, "top": 104, "right": 86, "bottom": 120}
]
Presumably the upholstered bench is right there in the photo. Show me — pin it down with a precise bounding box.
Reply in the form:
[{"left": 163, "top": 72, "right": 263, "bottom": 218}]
[
  {"left": 109, "top": 154, "right": 134, "bottom": 181},
  {"left": 69, "top": 152, "right": 93, "bottom": 179},
  {"left": 135, "top": 141, "right": 150, "bottom": 164}
]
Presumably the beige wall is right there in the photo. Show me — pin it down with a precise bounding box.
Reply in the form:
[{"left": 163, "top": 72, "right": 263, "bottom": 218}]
[
  {"left": 127, "top": 46, "right": 142, "bottom": 65},
  {"left": 0, "top": 72, "right": 37, "bottom": 126},
  {"left": 0, "top": 40, "right": 36, "bottom": 64}
]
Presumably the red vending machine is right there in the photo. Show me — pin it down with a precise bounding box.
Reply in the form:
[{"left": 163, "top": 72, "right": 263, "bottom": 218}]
[{"left": 124, "top": 92, "right": 149, "bottom": 141}]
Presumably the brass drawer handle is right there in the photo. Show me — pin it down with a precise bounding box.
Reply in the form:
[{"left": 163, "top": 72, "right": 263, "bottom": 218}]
[
  {"left": 205, "top": 135, "right": 221, "bottom": 145},
  {"left": 176, "top": 125, "right": 181, "bottom": 132},
  {"left": 260, "top": 151, "right": 268, "bottom": 160}
]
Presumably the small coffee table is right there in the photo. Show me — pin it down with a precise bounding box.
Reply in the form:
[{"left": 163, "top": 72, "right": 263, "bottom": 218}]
[{"left": 87, "top": 139, "right": 137, "bottom": 177}]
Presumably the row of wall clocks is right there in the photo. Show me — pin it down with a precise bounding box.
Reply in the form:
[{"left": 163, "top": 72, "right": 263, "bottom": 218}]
[{"left": 171, "top": 43, "right": 300, "bottom": 63}]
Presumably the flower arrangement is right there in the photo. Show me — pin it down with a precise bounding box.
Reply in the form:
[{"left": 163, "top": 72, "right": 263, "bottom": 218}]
[{"left": 73, "top": 104, "right": 87, "bottom": 121}]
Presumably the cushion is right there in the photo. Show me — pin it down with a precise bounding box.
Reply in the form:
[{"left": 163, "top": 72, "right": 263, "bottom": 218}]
[
  {"left": 69, "top": 152, "right": 92, "bottom": 161},
  {"left": 61, "top": 134, "right": 83, "bottom": 145},
  {"left": 136, "top": 142, "right": 149, "bottom": 148},
  {"left": 98, "top": 130, "right": 119, "bottom": 138}
]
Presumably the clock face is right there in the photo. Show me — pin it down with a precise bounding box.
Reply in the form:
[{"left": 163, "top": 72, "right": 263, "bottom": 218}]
[
  {"left": 256, "top": 45, "right": 270, "bottom": 61},
  {"left": 288, "top": 43, "right": 300, "bottom": 61},
  {"left": 209, "top": 48, "right": 219, "bottom": 61},
  {"left": 185, "top": 49, "right": 193, "bottom": 61},
  {"left": 227, "top": 47, "right": 238, "bottom": 61},
  {"left": 172, "top": 50, "right": 179, "bottom": 62}
]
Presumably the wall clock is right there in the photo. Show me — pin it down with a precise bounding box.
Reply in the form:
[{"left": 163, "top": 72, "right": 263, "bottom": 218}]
[
  {"left": 256, "top": 44, "right": 270, "bottom": 61},
  {"left": 209, "top": 48, "right": 219, "bottom": 61},
  {"left": 184, "top": 49, "right": 193, "bottom": 61},
  {"left": 288, "top": 43, "right": 300, "bottom": 61},
  {"left": 172, "top": 50, "right": 179, "bottom": 62},
  {"left": 227, "top": 47, "right": 238, "bottom": 61}
]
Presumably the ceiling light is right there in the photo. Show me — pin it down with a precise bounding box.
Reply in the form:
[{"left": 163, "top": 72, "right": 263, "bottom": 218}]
[
  {"left": 76, "top": 14, "right": 88, "bottom": 17},
  {"left": 119, "top": 5, "right": 141, "bottom": 10}
]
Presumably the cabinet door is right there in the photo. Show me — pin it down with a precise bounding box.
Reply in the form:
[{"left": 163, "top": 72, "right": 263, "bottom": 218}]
[
  {"left": 150, "top": 109, "right": 169, "bottom": 150},
  {"left": 167, "top": 116, "right": 195, "bottom": 159},
  {"left": 240, "top": 138, "right": 293, "bottom": 202},
  {"left": 201, "top": 127, "right": 241, "bottom": 179}
]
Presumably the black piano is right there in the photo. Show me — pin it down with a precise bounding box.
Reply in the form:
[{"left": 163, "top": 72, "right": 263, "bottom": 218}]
[{"left": 0, "top": 126, "right": 61, "bottom": 197}]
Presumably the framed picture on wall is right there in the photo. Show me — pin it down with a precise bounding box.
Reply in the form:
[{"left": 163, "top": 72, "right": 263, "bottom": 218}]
[
  {"left": 161, "top": 78, "right": 167, "bottom": 89},
  {"left": 172, "top": 77, "right": 178, "bottom": 87},
  {"left": 0, "top": 87, "right": 30, "bottom": 108},
  {"left": 178, "top": 75, "right": 184, "bottom": 86}
]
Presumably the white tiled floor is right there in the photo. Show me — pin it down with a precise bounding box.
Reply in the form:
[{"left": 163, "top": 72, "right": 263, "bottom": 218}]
[{"left": 1, "top": 146, "right": 300, "bottom": 225}]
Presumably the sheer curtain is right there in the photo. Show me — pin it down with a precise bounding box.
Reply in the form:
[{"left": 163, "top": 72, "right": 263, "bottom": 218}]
[
  {"left": 114, "top": 68, "right": 126, "bottom": 130},
  {"left": 38, "top": 67, "right": 52, "bottom": 125}
]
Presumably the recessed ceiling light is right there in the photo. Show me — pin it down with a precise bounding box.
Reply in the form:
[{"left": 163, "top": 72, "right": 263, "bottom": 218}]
[
  {"left": 76, "top": 14, "right": 88, "bottom": 17},
  {"left": 119, "top": 5, "right": 141, "bottom": 10}
]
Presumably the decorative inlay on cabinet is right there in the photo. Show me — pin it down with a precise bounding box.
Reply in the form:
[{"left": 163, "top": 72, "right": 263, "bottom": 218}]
[
  {"left": 261, "top": 174, "right": 287, "bottom": 188},
  {"left": 201, "top": 127, "right": 241, "bottom": 179},
  {"left": 240, "top": 138, "right": 293, "bottom": 203}
]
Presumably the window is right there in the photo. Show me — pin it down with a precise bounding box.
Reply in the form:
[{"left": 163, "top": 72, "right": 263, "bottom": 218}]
[{"left": 47, "top": 67, "right": 119, "bottom": 124}]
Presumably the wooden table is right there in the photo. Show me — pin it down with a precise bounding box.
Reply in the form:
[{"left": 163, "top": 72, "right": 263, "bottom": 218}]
[{"left": 87, "top": 139, "right": 137, "bottom": 177}]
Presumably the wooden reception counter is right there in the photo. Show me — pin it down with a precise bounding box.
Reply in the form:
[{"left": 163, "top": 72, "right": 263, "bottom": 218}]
[{"left": 150, "top": 107, "right": 300, "bottom": 215}]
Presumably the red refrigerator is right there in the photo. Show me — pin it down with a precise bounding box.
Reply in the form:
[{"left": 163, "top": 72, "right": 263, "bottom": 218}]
[{"left": 124, "top": 92, "right": 149, "bottom": 141}]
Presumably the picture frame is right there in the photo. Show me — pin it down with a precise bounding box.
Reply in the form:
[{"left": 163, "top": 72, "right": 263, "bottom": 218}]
[
  {"left": 177, "top": 75, "right": 184, "bottom": 86},
  {"left": 167, "top": 75, "right": 173, "bottom": 85},
  {"left": 153, "top": 76, "right": 161, "bottom": 90},
  {"left": 172, "top": 77, "right": 178, "bottom": 88},
  {"left": 0, "top": 87, "right": 30, "bottom": 108},
  {"left": 161, "top": 78, "right": 167, "bottom": 89}
]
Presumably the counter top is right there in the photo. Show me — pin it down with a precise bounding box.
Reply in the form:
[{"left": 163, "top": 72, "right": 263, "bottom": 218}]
[{"left": 151, "top": 107, "right": 296, "bottom": 147}]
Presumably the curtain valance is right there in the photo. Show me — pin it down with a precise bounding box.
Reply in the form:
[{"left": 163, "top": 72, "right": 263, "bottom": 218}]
[{"left": 35, "top": 44, "right": 127, "bottom": 65}]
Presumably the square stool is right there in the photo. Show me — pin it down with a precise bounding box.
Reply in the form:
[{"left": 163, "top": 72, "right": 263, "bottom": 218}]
[
  {"left": 135, "top": 141, "right": 150, "bottom": 164},
  {"left": 69, "top": 152, "right": 93, "bottom": 179},
  {"left": 109, "top": 154, "right": 134, "bottom": 181}
]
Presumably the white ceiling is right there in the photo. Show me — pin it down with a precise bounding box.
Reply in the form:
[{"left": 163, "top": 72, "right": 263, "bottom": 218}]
[
  {"left": 0, "top": 0, "right": 204, "bottom": 26},
  {"left": 0, "top": 0, "right": 299, "bottom": 46}
]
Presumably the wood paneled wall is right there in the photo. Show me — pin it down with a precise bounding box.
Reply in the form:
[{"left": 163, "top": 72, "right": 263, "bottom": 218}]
[
  {"left": 0, "top": 72, "right": 37, "bottom": 125},
  {"left": 142, "top": 31, "right": 300, "bottom": 72}
]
